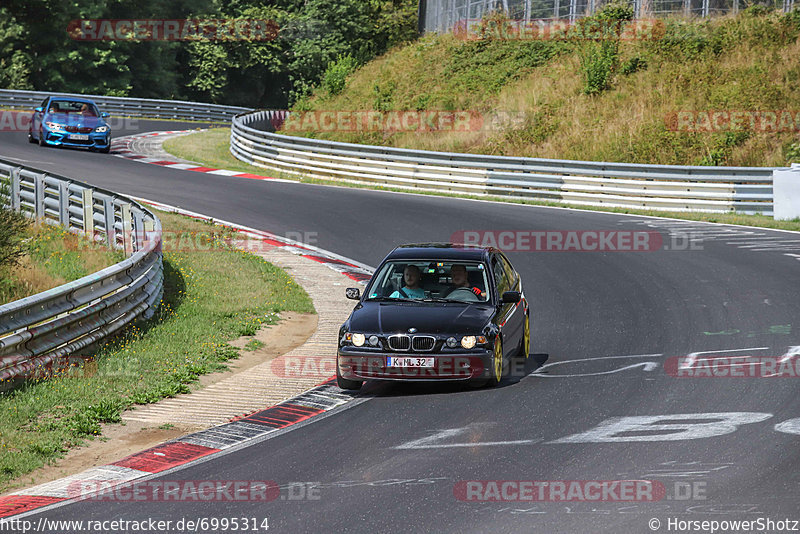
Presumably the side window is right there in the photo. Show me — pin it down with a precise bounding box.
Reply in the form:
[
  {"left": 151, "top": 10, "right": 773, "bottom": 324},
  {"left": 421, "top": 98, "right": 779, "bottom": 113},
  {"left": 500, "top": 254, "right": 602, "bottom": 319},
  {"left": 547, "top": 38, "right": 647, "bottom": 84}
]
[
  {"left": 500, "top": 255, "right": 517, "bottom": 288},
  {"left": 491, "top": 256, "right": 510, "bottom": 297}
]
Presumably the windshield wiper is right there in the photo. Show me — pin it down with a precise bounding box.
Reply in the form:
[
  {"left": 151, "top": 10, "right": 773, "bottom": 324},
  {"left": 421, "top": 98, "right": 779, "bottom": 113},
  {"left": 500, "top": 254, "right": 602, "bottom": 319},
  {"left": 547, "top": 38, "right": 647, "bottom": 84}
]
[
  {"left": 367, "top": 297, "right": 409, "bottom": 302},
  {"left": 419, "top": 297, "right": 467, "bottom": 303}
]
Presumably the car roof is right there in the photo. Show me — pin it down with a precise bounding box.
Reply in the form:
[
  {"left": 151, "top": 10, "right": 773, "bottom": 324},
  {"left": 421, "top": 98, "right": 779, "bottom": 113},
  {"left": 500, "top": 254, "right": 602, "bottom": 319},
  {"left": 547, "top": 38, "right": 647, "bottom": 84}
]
[
  {"left": 47, "top": 96, "right": 97, "bottom": 104},
  {"left": 384, "top": 243, "right": 494, "bottom": 262}
]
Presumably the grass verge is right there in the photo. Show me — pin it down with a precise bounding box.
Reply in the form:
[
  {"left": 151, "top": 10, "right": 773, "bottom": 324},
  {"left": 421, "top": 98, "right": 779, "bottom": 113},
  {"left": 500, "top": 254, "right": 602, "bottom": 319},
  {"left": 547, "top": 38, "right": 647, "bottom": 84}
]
[
  {"left": 0, "top": 223, "right": 124, "bottom": 305},
  {"left": 163, "top": 128, "right": 800, "bottom": 232},
  {"left": 0, "top": 209, "right": 314, "bottom": 492},
  {"left": 286, "top": 10, "right": 800, "bottom": 167}
]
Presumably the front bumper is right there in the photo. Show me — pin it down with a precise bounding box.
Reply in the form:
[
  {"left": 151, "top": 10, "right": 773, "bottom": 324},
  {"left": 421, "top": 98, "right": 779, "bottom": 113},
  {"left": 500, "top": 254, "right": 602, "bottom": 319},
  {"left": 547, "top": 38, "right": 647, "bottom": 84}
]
[
  {"left": 41, "top": 130, "right": 110, "bottom": 149},
  {"left": 337, "top": 348, "right": 492, "bottom": 381}
]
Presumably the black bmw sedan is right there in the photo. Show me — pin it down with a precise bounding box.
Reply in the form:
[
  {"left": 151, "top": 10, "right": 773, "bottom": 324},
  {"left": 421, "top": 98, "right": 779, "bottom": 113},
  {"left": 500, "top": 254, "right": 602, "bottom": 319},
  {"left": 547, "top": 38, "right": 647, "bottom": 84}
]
[{"left": 337, "top": 244, "right": 530, "bottom": 390}]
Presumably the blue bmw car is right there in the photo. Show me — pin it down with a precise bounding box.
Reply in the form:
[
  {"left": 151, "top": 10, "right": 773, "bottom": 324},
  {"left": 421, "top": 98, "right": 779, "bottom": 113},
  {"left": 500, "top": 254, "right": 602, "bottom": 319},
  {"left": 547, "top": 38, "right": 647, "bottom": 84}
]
[{"left": 28, "top": 96, "right": 111, "bottom": 153}]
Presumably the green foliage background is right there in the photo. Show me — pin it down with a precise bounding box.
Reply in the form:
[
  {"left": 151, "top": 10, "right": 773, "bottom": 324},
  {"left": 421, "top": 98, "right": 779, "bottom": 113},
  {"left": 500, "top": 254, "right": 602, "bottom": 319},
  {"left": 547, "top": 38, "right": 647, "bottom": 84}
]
[{"left": 0, "top": 0, "right": 418, "bottom": 108}]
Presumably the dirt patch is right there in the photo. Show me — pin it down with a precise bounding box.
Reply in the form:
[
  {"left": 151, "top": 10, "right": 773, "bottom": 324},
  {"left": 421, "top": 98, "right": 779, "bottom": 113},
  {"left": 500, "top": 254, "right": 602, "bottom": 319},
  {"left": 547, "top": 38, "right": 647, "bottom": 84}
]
[{"left": 2, "top": 312, "right": 316, "bottom": 497}]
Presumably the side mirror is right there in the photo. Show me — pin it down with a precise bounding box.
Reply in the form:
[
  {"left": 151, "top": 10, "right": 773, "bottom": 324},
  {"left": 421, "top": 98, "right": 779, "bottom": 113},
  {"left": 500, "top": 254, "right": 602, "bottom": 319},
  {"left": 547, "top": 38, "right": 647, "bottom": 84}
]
[
  {"left": 501, "top": 291, "right": 521, "bottom": 304},
  {"left": 345, "top": 288, "right": 361, "bottom": 300},
  {"left": 101, "top": 112, "right": 109, "bottom": 118},
  {"left": 34, "top": 107, "right": 43, "bottom": 113}
]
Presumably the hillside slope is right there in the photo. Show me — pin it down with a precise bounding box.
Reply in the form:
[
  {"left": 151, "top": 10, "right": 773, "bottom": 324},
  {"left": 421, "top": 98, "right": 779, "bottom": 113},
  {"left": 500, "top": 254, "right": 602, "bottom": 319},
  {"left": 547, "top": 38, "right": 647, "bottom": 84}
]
[{"left": 286, "top": 9, "right": 800, "bottom": 167}]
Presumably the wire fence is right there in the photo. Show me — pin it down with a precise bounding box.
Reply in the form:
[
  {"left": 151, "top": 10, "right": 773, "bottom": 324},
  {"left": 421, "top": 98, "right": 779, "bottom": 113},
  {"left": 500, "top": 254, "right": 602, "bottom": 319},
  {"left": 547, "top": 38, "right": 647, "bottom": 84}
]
[{"left": 420, "top": 0, "right": 796, "bottom": 30}]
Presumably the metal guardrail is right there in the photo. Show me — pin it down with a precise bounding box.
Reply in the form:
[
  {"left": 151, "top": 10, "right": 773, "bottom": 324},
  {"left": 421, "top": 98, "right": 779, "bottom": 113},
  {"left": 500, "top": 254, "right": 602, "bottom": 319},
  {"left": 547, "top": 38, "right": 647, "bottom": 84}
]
[
  {"left": 0, "top": 89, "right": 248, "bottom": 122},
  {"left": 230, "top": 110, "right": 777, "bottom": 215},
  {"left": 0, "top": 158, "right": 163, "bottom": 387}
]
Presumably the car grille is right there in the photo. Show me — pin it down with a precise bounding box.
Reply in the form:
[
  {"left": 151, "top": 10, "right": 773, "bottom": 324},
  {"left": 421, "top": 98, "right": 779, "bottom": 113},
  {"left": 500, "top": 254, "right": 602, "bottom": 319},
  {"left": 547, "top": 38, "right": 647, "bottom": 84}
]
[
  {"left": 388, "top": 335, "right": 410, "bottom": 351},
  {"left": 65, "top": 126, "right": 93, "bottom": 134},
  {"left": 412, "top": 336, "right": 436, "bottom": 352}
]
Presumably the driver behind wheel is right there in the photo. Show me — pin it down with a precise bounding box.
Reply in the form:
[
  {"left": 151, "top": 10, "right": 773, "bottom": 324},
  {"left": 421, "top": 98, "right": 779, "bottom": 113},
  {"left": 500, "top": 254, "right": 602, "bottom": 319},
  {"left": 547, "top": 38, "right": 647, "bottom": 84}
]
[{"left": 447, "top": 264, "right": 484, "bottom": 298}]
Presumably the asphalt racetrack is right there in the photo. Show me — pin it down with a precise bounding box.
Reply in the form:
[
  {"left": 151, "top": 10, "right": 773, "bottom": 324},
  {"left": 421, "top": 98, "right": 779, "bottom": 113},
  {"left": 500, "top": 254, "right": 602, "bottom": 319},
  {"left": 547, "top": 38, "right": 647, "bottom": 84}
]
[{"left": 2, "top": 122, "right": 800, "bottom": 533}]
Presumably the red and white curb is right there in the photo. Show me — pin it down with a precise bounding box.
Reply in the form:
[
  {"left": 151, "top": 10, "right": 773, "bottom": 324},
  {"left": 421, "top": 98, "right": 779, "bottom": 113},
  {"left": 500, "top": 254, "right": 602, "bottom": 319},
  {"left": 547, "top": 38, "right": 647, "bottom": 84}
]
[
  {"left": 0, "top": 379, "right": 360, "bottom": 519},
  {"left": 0, "top": 195, "right": 375, "bottom": 519},
  {"left": 136, "top": 197, "right": 373, "bottom": 283},
  {"left": 111, "top": 131, "right": 291, "bottom": 183}
]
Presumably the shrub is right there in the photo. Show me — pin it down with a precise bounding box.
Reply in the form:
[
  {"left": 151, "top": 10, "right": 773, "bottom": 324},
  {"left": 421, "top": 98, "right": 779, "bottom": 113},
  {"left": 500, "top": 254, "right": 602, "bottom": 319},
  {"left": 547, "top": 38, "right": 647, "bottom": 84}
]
[
  {"left": 621, "top": 56, "right": 647, "bottom": 75},
  {"left": 786, "top": 142, "right": 800, "bottom": 164},
  {"left": 321, "top": 54, "right": 359, "bottom": 96},
  {"left": 0, "top": 190, "right": 29, "bottom": 271},
  {"left": 580, "top": 41, "right": 619, "bottom": 95}
]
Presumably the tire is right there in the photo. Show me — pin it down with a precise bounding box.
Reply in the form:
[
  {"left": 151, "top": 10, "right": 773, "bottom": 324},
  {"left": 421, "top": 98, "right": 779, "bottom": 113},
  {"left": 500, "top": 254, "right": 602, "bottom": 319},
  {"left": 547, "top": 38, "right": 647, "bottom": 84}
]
[
  {"left": 99, "top": 145, "right": 110, "bottom": 154},
  {"left": 38, "top": 130, "right": 47, "bottom": 147},
  {"left": 487, "top": 337, "right": 505, "bottom": 387},
  {"left": 28, "top": 132, "right": 36, "bottom": 143},
  {"left": 336, "top": 366, "right": 362, "bottom": 391}
]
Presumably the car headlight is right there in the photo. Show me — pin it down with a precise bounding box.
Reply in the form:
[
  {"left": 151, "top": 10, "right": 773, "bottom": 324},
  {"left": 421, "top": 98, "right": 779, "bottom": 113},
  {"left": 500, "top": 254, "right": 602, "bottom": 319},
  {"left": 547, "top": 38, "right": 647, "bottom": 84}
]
[
  {"left": 45, "top": 122, "right": 64, "bottom": 132},
  {"left": 460, "top": 335, "right": 487, "bottom": 349},
  {"left": 95, "top": 125, "right": 109, "bottom": 133},
  {"left": 446, "top": 337, "right": 459, "bottom": 348},
  {"left": 351, "top": 333, "right": 366, "bottom": 347},
  {"left": 368, "top": 335, "right": 380, "bottom": 347}
]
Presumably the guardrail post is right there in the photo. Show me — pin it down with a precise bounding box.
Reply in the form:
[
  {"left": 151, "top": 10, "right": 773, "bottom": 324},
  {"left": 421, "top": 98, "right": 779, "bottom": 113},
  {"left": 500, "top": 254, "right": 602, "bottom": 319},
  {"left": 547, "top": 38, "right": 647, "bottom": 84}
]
[
  {"left": 11, "top": 167, "right": 21, "bottom": 211},
  {"left": 58, "top": 181, "right": 70, "bottom": 226},
  {"left": 773, "top": 164, "right": 800, "bottom": 220},
  {"left": 82, "top": 189, "right": 94, "bottom": 240},
  {"left": 132, "top": 211, "right": 144, "bottom": 252},
  {"left": 143, "top": 218, "right": 155, "bottom": 249},
  {"left": 34, "top": 173, "right": 45, "bottom": 221},
  {"left": 122, "top": 203, "right": 133, "bottom": 255},
  {"left": 103, "top": 197, "right": 115, "bottom": 247}
]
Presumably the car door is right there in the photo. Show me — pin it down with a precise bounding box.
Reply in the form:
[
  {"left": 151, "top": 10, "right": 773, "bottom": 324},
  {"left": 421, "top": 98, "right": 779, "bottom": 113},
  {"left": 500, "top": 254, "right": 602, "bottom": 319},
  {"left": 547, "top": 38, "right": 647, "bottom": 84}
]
[
  {"left": 490, "top": 254, "right": 520, "bottom": 359},
  {"left": 499, "top": 253, "right": 524, "bottom": 353}
]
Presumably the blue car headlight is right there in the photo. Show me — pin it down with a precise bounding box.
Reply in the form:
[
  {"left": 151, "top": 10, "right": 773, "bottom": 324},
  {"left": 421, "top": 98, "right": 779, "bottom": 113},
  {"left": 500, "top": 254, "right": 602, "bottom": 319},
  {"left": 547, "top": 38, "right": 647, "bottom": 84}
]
[
  {"left": 95, "top": 126, "right": 109, "bottom": 133},
  {"left": 45, "top": 122, "right": 64, "bottom": 132}
]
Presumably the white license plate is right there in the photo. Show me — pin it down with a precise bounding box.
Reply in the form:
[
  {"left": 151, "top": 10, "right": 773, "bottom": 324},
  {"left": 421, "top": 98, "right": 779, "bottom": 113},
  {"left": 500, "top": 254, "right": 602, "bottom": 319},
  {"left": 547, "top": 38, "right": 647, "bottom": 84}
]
[
  {"left": 69, "top": 134, "right": 89, "bottom": 140},
  {"left": 387, "top": 357, "right": 434, "bottom": 368}
]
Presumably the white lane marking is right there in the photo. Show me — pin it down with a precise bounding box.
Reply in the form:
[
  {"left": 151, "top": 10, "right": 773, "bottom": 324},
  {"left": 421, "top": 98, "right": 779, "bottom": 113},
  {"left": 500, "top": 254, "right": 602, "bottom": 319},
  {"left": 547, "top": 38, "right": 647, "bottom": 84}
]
[
  {"left": 206, "top": 169, "right": 243, "bottom": 176},
  {"left": 778, "top": 346, "right": 800, "bottom": 364},
  {"left": 725, "top": 237, "right": 783, "bottom": 243},
  {"left": 678, "top": 347, "right": 769, "bottom": 370},
  {"left": 395, "top": 427, "right": 539, "bottom": 449},
  {"left": 548, "top": 412, "right": 773, "bottom": 443},
  {"left": 529, "top": 354, "right": 661, "bottom": 378},
  {"left": 163, "top": 163, "right": 198, "bottom": 170},
  {"left": 747, "top": 247, "right": 800, "bottom": 252},
  {"left": 774, "top": 418, "right": 800, "bottom": 435}
]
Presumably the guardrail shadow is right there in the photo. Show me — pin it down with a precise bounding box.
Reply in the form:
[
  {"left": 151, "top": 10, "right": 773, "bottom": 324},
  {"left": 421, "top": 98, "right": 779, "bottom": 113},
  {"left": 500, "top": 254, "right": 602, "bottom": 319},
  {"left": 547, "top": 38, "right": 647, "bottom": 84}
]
[{"left": 7, "top": 258, "right": 186, "bottom": 391}]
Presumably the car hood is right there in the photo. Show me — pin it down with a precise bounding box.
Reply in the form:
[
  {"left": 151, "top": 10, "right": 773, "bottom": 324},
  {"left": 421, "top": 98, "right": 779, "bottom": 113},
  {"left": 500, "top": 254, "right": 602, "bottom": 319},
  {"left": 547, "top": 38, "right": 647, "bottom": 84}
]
[
  {"left": 348, "top": 301, "right": 494, "bottom": 335},
  {"left": 45, "top": 113, "right": 105, "bottom": 128}
]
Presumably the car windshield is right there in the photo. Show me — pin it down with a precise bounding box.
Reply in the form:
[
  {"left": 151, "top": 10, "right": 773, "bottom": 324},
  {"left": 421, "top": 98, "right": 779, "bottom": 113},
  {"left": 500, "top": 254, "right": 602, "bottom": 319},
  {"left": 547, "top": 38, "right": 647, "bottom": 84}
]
[
  {"left": 48, "top": 100, "right": 98, "bottom": 116},
  {"left": 366, "top": 260, "right": 490, "bottom": 303}
]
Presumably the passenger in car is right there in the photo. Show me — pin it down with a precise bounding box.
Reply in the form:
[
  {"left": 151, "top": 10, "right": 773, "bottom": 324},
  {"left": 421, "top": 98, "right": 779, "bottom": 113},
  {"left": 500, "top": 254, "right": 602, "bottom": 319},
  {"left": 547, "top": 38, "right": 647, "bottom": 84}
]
[{"left": 389, "top": 265, "right": 425, "bottom": 299}]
